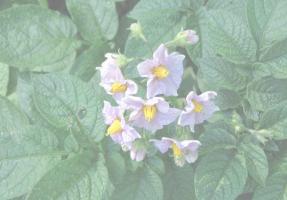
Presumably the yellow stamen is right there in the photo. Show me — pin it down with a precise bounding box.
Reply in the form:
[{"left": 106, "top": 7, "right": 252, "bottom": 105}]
[
  {"left": 107, "top": 119, "right": 122, "bottom": 135},
  {"left": 192, "top": 100, "right": 203, "bottom": 113},
  {"left": 172, "top": 143, "right": 183, "bottom": 158},
  {"left": 143, "top": 105, "right": 157, "bottom": 122},
  {"left": 111, "top": 82, "right": 127, "bottom": 93},
  {"left": 152, "top": 65, "right": 169, "bottom": 79}
]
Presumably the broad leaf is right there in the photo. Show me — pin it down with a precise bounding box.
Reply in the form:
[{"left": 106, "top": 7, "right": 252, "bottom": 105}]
[
  {"left": 163, "top": 165, "right": 196, "bottom": 200},
  {"left": 254, "top": 39, "right": 287, "bottom": 79},
  {"left": 238, "top": 138, "right": 268, "bottom": 185},
  {"left": 66, "top": 0, "right": 118, "bottom": 43},
  {"left": 259, "top": 102, "right": 287, "bottom": 140},
  {"left": 247, "top": 0, "right": 287, "bottom": 48},
  {"left": 247, "top": 77, "right": 287, "bottom": 111},
  {"left": 253, "top": 172, "right": 287, "bottom": 200},
  {"left": 199, "top": 123, "right": 237, "bottom": 154},
  {"left": 31, "top": 73, "right": 106, "bottom": 142},
  {"left": 198, "top": 56, "right": 251, "bottom": 91},
  {"left": 0, "top": 96, "right": 61, "bottom": 199},
  {"left": 126, "top": 0, "right": 189, "bottom": 57},
  {"left": 205, "top": 10, "right": 256, "bottom": 63},
  {"left": 0, "top": 63, "right": 9, "bottom": 96},
  {"left": 194, "top": 151, "right": 247, "bottom": 200},
  {"left": 0, "top": 5, "right": 79, "bottom": 71},
  {"left": 112, "top": 167, "right": 163, "bottom": 200},
  {"left": 215, "top": 89, "right": 242, "bottom": 110},
  {"left": 27, "top": 152, "right": 113, "bottom": 200}
]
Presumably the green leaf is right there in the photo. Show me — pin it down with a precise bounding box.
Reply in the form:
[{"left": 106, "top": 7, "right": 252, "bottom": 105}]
[
  {"left": 0, "top": 96, "right": 28, "bottom": 130},
  {"left": 0, "top": 97, "right": 62, "bottom": 199},
  {"left": 198, "top": 56, "right": 251, "bottom": 91},
  {"left": 205, "top": 10, "right": 256, "bottom": 63},
  {"left": 238, "top": 138, "right": 268, "bottom": 185},
  {"left": 163, "top": 165, "right": 196, "bottom": 200},
  {"left": 105, "top": 151, "right": 126, "bottom": 184},
  {"left": 259, "top": 102, "right": 287, "bottom": 140},
  {"left": 253, "top": 172, "right": 287, "bottom": 200},
  {"left": 27, "top": 152, "right": 113, "bottom": 200},
  {"left": 199, "top": 123, "right": 237, "bottom": 154},
  {"left": 215, "top": 89, "right": 242, "bottom": 110},
  {"left": 247, "top": 77, "right": 287, "bottom": 111},
  {"left": 0, "top": 5, "right": 79, "bottom": 72},
  {"left": 194, "top": 151, "right": 247, "bottom": 200},
  {"left": 126, "top": 0, "right": 189, "bottom": 57},
  {"left": 66, "top": 0, "right": 118, "bottom": 43},
  {"left": 0, "top": 126, "right": 62, "bottom": 200},
  {"left": 31, "top": 73, "right": 106, "bottom": 142},
  {"left": 0, "top": 63, "right": 9, "bottom": 96},
  {"left": 254, "top": 39, "right": 287, "bottom": 79},
  {"left": 70, "top": 43, "right": 110, "bottom": 81},
  {"left": 112, "top": 167, "right": 163, "bottom": 200},
  {"left": 247, "top": 0, "right": 287, "bottom": 48}
]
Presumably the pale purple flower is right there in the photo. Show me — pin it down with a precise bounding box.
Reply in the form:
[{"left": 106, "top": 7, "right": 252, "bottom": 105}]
[
  {"left": 122, "top": 96, "right": 180, "bottom": 133},
  {"left": 178, "top": 91, "right": 219, "bottom": 131},
  {"left": 137, "top": 44, "right": 185, "bottom": 98},
  {"left": 102, "top": 101, "right": 140, "bottom": 145},
  {"left": 98, "top": 54, "right": 138, "bottom": 102},
  {"left": 182, "top": 30, "right": 199, "bottom": 45},
  {"left": 151, "top": 137, "right": 201, "bottom": 166},
  {"left": 130, "top": 141, "right": 147, "bottom": 162}
]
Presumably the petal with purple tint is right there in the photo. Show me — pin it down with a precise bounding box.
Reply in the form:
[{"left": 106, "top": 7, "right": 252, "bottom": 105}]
[{"left": 151, "top": 139, "right": 172, "bottom": 153}]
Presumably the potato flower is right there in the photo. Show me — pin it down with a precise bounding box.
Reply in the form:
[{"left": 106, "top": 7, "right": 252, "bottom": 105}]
[
  {"left": 99, "top": 54, "right": 138, "bottom": 102},
  {"left": 137, "top": 44, "right": 185, "bottom": 98},
  {"left": 152, "top": 137, "right": 201, "bottom": 167},
  {"left": 178, "top": 91, "right": 219, "bottom": 131},
  {"left": 102, "top": 101, "right": 140, "bottom": 145},
  {"left": 122, "top": 96, "right": 180, "bottom": 133}
]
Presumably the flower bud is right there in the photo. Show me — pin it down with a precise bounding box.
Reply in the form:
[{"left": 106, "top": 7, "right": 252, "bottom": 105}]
[
  {"left": 129, "top": 22, "right": 147, "bottom": 41},
  {"left": 106, "top": 53, "right": 131, "bottom": 68},
  {"left": 172, "top": 29, "right": 199, "bottom": 47}
]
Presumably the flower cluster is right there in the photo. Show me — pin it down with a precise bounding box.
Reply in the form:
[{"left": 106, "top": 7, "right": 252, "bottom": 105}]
[{"left": 99, "top": 30, "right": 218, "bottom": 166}]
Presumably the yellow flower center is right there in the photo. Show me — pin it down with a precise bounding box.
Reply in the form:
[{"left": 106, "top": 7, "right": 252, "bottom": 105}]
[
  {"left": 172, "top": 143, "right": 183, "bottom": 158},
  {"left": 152, "top": 65, "right": 169, "bottom": 79},
  {"left": 111, "top": 82, "right": 127, "bottom": 93},
  {"left": 143, "top": 105, "right": 157, "bottom": 122},
  {"left": 107, "top": 119, "right": 122, "bottom": 135},
  {"left": 192, "top": 100, "right": 203, "bottom": 113}
]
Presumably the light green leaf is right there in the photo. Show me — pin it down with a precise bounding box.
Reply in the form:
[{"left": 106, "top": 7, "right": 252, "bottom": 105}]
[
  {"left": 238, "top": 138, "right": 268, "bottom": 185},
  {"left": 0, "top": 126, "right": 62, "bottom": 200},
  {"left": 70, "top": 43, "right": 110, "bottom": 81},
  {"left": 199, "top": 123, "right": 237, "bottom": 154},
  {"left": 195, "top": 151, "right": 247, "bottom": 200},
  {"left": 205, "top": 10, "right": 256, "bottom": 63},
  {"left": 247, "top": 0, "right": 287, "bottom": 48},
  {"left": 0, "top": 97, "right": 62, "bottom": 199},
  {"left": 66, "top": 0, "right": 118, "bottom": 43},
  {"left": 198, "top": 56, "right": 252, "bottom": 91},
  {"left": 253, "top": 172, "right": 287, "bottom": 200},
  {"left": 31, "top": 73, "right": 106, "bottom": 142},
  {"left": 0, "top": 5, "right": 79, "bottom": 71},
  {"left": 0, "top": 96, "right": 28, "bottom": 131},
  {"left": 259, "top": 102, "right": 287, "bottom": 140},
  {"left": 0, "top": 63, "right": 9, "bottom": 96},
  {"left": 163, "top": 165, "right": 196, "bottom": 200},
  {"left": 27, "top": 152, "right": 113, "bottom": 200},
  {"left": 254, "top": 39, "right": 287, "bottom": 79},
  {"left": 247, "top": 77, "right": 287, "bottom": 111},
  {"left": 215, "top": 89, "right": 242, "bottom": 110},
  {"left": 126, "top": 0, "right": 189, "bottom": 57},
  {"left": 112, "top": 167, "right": 163, "bottom": 200}
]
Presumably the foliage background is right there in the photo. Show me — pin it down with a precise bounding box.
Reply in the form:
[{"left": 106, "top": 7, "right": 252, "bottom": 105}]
[{"left": 0, "top": 0, "right": 287, "bottom": 199}]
